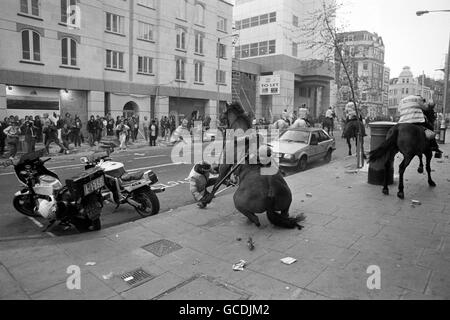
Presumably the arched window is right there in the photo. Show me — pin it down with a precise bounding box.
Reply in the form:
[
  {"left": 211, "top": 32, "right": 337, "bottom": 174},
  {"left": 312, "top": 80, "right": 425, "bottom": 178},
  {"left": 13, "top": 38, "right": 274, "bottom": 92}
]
[
  {"left": 61, "top": 38, "right": 77, "bottom": 66},
  {"left": 194, "top": 61, "right": 203, "bottom": 83},
  {"left": 176, "top": 58, "right": 185, "bottom": 80},
  {"left": 195, "top": 32, "right": 204, "bottom": 54},
  {"left": 195, "top": 3, "right": 205, "bottom": 25},
  {"left": 20, "top": 0, "right": 40, "bottom": 16},
  {"left": 176, "top": 28, "right": 186, "bottom": 50},
  {"left": 177, "top": 0, "right": 187, "bottom": 20},
  {"left": 21, "top": 29, "right": 41, "bottom": 62}
]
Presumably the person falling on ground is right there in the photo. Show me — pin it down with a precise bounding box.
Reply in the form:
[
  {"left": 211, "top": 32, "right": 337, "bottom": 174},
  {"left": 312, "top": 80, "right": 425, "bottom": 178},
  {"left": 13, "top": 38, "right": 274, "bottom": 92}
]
[{"left": 188, "top": 161, "right": 219, "bottom": 209}]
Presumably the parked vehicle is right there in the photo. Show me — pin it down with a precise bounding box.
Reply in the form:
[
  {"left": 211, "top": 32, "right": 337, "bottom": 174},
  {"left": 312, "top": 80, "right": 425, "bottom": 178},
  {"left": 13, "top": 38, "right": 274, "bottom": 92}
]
[
  {"left": 12, "top": 149, "right": 104, "bottom": 231},
  {"left": 81, "top": 149, "right": 164, "bottom": 217},
  {"left": 269, "top": 128, "right": 336, "bottom": 171}
]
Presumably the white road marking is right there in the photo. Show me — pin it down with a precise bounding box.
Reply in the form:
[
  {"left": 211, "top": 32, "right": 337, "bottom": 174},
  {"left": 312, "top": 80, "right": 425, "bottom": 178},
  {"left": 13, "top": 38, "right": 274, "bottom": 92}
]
[{"left": 133, "top": 155, "right": 166, "bottom": 160}]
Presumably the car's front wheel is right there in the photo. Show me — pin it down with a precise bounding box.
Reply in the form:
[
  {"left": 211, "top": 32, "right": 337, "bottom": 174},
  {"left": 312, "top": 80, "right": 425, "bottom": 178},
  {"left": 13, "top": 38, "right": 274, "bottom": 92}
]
[
  {"left": 324, "top": 149, "right": 332, "bottom": 163},
  {"left": 297, "top": 156, "right": 308, "bottom": 171}
]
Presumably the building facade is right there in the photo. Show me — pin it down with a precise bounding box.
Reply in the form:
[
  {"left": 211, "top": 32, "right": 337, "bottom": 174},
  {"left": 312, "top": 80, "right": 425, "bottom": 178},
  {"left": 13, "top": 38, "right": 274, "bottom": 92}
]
[
  {"left": 232, "top": 0, "right": 334, "bottom": 122},
  {"left": 335, "top": 31, "right": 387, "bottom": 119},
  {"left": 0, "top": 0, "right": 233, "bottom": 128},
  {"left": 388, "top": 66, "right": 433, "bottom": 118}
]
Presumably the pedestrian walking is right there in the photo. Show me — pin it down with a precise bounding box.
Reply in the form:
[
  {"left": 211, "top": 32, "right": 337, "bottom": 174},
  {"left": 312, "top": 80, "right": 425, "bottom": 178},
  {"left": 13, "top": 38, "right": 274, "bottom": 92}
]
[
  {"left": 143, "top": 116, "right": 150, "bottom": 142},
  {"left": 149, "top": 120, "right": 158, "bottom": 146},
  {"left": 73, "top": 116, "right": 82, "bottom": 147},
  {"left": 116, "top": 121, "right": 130, "bottom": 151},
  {"left": 45, "top": 120, "right": 68, "bottom": 154},
  {"left": 21, "top": 117, "right": 37, "bottom": 153},
  {"left": 34, "top": 115, "right": 43, "bottom": 143},
  {"left": 4, "top": 121, "right": 21, "bottom": 159},
  {"left": 61, "top": 123, "right": 72, "bottom": 151},
  {"left": 87, "top": 116, "right": 97, "bottom": 147}
]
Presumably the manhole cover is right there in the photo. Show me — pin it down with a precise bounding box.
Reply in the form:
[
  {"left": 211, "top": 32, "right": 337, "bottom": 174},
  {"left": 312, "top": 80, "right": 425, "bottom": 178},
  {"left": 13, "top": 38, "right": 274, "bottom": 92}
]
[
  {"left": 121, "top": 268, "right": 154, "bottom": 287},
  {"left": 142, "top": 239, "right": 182, "bottom": 257}
]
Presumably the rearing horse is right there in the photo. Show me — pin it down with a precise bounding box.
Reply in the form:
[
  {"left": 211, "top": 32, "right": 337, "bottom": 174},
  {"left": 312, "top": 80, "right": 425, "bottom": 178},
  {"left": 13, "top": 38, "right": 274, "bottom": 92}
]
[{"left": 201, "top": 103, "right": 304, "bottom": 229}]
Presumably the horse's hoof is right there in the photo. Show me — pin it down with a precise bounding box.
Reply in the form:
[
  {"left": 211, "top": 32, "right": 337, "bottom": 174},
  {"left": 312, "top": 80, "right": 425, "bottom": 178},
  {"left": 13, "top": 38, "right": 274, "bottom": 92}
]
[
  {"left": 418, "top": 167, "right": 424, "bottom": 174},
  {"left": 382, "top": 188, "right": 389, "bottom": 195},
  {"left": 429, "top": 180, "right": 436, "bottom": 187},
  {"left": 397, "top": 192, "right": 405, "bottom": 199}
]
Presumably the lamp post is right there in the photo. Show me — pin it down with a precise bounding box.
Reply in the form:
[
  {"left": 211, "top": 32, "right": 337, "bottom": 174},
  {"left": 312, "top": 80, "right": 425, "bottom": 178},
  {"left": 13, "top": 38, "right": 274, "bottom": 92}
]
[
  {"left": 217, "top": 33, "right": 239, "bottom": 124},
  {"left": 417, "top": 10, "right": 450, "bottom": 143}
]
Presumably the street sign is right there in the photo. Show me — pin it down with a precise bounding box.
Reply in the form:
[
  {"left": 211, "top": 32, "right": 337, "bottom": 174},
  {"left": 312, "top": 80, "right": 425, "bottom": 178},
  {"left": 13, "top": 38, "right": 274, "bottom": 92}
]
[{"left": 260, "top": 75, "right": 281, "bottom": 95}]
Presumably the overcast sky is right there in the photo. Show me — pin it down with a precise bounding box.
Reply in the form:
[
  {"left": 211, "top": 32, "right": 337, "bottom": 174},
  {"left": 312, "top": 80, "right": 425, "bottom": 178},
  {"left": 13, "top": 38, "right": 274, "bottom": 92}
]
[{"left": 337, "top": 0, "right": 450, "bottom": 79}]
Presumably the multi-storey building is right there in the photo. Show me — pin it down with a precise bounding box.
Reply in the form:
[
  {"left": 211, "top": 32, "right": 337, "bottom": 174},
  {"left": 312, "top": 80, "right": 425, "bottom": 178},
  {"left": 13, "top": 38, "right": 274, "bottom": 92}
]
[
  {"left": 388, "top": 66, "right": 433, "bottom": 118},
  {"left": 383, "top": 67, "right": 390, "bottom": 115},
  {"left": 335, "top": 31, "right": 387, "bottom": 119},
  {"left": 232, "top": 0, "right": 334, "bottom": 122},
  {"left": 0, "top": 0, "right": 233, "bottom": 127}
]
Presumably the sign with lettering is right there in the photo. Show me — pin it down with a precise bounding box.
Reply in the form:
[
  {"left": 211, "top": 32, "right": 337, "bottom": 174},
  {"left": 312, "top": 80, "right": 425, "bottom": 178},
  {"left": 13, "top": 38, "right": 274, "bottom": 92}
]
[{"left": 259, "top": 75, "right": 281, "bottom": 95}]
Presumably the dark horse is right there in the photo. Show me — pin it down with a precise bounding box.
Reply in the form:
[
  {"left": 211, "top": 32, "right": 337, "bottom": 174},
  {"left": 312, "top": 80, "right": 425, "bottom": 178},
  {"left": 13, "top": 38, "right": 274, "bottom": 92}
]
[
  {"left": 201, "top": 103, "right": 304, "bottom": 229},
  {"left": 368, "top": 108, "right": 437, "bottom": 199},
  {"left": 322, "top": 117, "right": 334, "bottom": 136},
  {"left": 342, "top": 117, "right": 366, "bottom": 157}
]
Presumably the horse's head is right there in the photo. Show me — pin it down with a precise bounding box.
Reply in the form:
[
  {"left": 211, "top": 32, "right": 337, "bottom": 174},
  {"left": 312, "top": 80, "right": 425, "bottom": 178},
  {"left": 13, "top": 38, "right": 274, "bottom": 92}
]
[{"left": 220, "top": 102, "right": 252, "bottom": 130}]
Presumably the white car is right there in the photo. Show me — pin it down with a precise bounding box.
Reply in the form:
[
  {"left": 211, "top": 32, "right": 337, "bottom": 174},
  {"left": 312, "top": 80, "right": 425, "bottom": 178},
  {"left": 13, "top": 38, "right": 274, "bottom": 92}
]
[{"left": 269, "top": 128, "right": 336, "bottom": 170}]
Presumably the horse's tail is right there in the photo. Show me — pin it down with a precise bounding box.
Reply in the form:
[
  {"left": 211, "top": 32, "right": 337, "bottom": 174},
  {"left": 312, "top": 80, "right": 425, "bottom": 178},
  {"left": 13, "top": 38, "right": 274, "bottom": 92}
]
[
  {"left": 368, "top": 126, "right": 398, "bottom": 163},
  {"left": 266, "top": 210, "right": 305, "bottom": 230}
]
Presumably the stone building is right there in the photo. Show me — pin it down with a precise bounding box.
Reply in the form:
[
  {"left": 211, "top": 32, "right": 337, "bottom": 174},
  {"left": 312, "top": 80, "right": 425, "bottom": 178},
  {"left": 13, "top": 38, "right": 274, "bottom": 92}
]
[
  {"left": 232, "top": 0, "right": 334, "bottom": 122},
  {"left": 335, "top": 31, "right": 387, "bottom": 118},
  {"left": 0, "top": 0, "right": 233, "bottom": 128}
]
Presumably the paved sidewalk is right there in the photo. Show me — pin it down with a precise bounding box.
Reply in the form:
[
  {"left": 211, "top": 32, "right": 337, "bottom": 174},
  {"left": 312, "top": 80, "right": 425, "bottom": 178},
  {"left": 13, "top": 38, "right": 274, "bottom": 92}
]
[{"left": 1, "top": 144, "right": 450, "bottom": 300}]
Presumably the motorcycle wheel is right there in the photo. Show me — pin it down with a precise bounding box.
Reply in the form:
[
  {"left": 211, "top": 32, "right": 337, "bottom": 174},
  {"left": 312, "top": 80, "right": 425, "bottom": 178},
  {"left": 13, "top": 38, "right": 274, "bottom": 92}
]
[
  {"left": 13, "top": 195, "right": 39, "bottom": 218},
  {"left": 134, "top": 189, "right": 160, "bottom": 217}
]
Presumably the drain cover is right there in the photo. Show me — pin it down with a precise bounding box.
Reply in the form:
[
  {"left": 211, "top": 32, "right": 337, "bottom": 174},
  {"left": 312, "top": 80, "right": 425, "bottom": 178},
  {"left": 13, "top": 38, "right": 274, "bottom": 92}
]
[
  {"left": 142, "top": 239, "right": 182, "bottom": 257},
  {"left": 121, "top": 268, "right": 154, "bottom": 286}
]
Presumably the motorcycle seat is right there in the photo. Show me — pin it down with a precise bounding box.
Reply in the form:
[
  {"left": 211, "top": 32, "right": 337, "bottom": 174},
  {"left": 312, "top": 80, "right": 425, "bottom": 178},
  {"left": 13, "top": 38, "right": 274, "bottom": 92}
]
[{"left": 121, "top": 171, "right": 145, "bottom": 182}]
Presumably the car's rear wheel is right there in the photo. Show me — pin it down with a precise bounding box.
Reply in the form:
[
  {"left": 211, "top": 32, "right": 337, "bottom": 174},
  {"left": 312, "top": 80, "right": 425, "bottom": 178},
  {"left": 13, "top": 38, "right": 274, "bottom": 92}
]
[
  {"left": 324, "top": 149, "right": 332, "bottom": 163},
  {"left": 297, "top": 156, "right": 308, "bottom": 171}
]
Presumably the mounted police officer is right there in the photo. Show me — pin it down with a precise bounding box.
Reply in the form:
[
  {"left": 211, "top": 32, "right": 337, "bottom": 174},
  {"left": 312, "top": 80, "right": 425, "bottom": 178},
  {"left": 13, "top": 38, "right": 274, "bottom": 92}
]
[{"left": 398, "top": 95, "right": 443, "bottom": 158}]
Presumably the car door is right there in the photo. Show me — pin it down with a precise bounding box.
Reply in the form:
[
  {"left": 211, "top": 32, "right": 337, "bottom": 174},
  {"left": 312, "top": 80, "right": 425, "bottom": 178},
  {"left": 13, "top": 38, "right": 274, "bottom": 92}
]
[
  {"left": 309, "top": 132, "right": 321, "bottom": 161},
  {"left": 318, "top": 131, "right": 331, "bottom": 157}
]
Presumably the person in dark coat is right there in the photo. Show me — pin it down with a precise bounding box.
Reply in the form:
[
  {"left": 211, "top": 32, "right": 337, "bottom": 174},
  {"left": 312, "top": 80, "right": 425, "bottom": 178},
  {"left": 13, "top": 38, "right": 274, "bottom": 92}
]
[{"left": 87, "top": 116, "right": 98, "bottom": 147}]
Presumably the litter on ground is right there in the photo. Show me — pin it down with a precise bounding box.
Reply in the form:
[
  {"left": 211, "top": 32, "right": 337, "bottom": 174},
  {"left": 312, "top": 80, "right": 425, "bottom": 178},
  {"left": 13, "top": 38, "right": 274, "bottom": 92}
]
[{"left": 281, "top": 257, "right": 297, "bottom": 265}]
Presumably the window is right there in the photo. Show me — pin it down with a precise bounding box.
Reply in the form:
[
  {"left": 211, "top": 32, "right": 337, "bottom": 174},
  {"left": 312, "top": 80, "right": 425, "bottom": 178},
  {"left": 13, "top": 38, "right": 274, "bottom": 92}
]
[
  {"left": 216, "top": 70, "right": 226, "bottom": 84},
  {"left": 250, "top": 16, "right": 259, "bottom": 27},
  {"left": 293, "top": 15, "right": 298, "bottom": 27},
  {"left": 269, "top": 12, "right": 276, "bottom": 23},
  {"left": 259, "top": 41, "right": 268, "bottom": 55},
  {"left": 405, "top": 88, "right": 409, "bottom": 94},
  {"left": 249, "top": 43, "right": 258, "bottom": 57},
  {"left": 195, "top": 32, "right": 204, "bottom": 54},
  {"left": 177, "top": 0, "right": 187, "bottom": 20},
  {"left": 241, "top": 18, "right": 250, "bottom": 29},
  {"left": 138, "top": 56, "right": 153, "bottom": 74},
  {"left": 61, "top": 0, "right": 77, "bottom": 25},
  {"left": 217, "top": 16, "right": 227, "bottom": 32},
  {"left": 234, "top": 46, "right": 241, "bottom": 59},
  {"left": 259, "top": 13, "right": 268, "bottom": 25},
  {"left": 138, "top": 0, "right": 155, "bottom": 8},
  {"left": 138, "top": 22, "right": 153, "bottom": 41},
  {"left": 176, "top": 28, "right": 186, "bottom": 50},
  {"left": 106, "top": 50, "right": 124, "bottom": 70},
  {"left": 268, "top": 40, "right": 276, "bottom": 54},
  {"left": 61, "top": 38, "right": 77, "bottom": 66},
  {"left": 363, "top": 62, "right": 368, "bottom": 70},
  {"left": 195, "top": 3, "right": 205, "bottom": 25},
  {"left": 217, "top": 43, "right": 226, "bottom": 58},
  {"left": 106, "top": 13, "right": 125, "bottom": 34},
  {"left": 21, "top": 30, "right": 40, "bottom": 62},
  {"left": 176, "top": 58, "right": 185, "bottom": 80},
  {"left": 241, "top": 44, "right": 249, "bottom": 58},
  {"left": 194, "top": 61, "right": 203, "bottom": 83},
  {"left": 235, "top": 21, "right": 241, "bottom": 30},
  {"left": 292, "top": 42, "right": 298, "bottom": 57},
  {"left": 20, "top": 0, "right": 40, "bottom": 16}
]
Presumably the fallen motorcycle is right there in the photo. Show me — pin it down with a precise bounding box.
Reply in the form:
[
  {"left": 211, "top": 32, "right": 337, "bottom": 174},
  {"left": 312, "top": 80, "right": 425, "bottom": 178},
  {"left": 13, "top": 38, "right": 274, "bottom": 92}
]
[
  {"left": 81, "top": 148, "right": 164, "bottom": 217},
  {"left": 12, "top": 149, "right": 105, "bottom": 231}
]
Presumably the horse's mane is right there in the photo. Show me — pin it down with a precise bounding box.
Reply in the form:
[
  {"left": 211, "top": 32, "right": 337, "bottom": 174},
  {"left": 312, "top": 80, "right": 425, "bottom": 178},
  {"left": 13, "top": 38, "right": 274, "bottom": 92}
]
[{"left": 226, "top": 102, "right": 252, "bottom": 129}]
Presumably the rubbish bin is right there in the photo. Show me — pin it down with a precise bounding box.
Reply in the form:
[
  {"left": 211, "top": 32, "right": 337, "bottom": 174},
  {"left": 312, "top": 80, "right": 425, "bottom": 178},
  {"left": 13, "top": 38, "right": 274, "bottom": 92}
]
[{"left": 368, "top": 121, "right": 397, "bottom": 186}]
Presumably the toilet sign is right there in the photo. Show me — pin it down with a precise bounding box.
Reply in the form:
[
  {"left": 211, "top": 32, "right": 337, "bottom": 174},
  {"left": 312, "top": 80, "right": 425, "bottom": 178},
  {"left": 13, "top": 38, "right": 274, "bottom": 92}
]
[{"left": 260, "top": 75, "right": 281, "bottom": 95}]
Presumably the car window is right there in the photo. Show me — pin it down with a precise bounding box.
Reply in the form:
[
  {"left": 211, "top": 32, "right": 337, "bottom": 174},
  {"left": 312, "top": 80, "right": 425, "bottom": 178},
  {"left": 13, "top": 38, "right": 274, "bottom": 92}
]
[
  {"left": 318, "top": 131, "right": 330, "bottom": 142},
  {"left": 280, "top": 130, "right": 310, "bottom": 143},
  {"left": 310, "top": 132, "right": 319, "bottom": 144}
]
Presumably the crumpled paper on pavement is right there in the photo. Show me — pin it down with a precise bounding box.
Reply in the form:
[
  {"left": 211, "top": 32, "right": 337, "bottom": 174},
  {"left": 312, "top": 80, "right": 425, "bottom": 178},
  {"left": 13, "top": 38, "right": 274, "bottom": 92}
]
[{"left": 232, "top": 260, "right": 247, "bottom": 271}]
